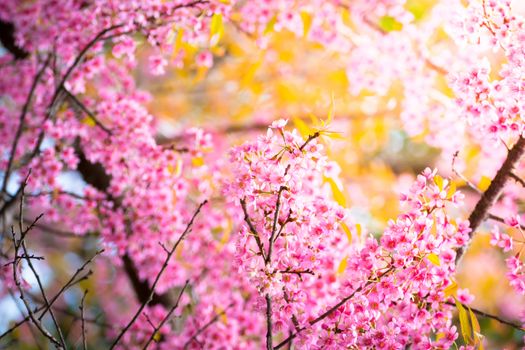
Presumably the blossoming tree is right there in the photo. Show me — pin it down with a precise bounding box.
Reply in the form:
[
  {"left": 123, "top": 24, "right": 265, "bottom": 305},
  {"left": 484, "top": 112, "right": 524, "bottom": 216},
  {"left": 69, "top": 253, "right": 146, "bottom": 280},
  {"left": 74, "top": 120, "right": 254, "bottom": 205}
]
[{"left": 1, "top": 0, "right": 525, "bottom": 349}]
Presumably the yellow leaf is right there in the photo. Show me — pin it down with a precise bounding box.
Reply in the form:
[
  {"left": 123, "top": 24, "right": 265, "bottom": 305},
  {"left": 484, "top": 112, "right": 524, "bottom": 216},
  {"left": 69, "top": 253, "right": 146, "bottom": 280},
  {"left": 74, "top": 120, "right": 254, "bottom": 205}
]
[
  {"left": 340, "top": 222, "right": 352, "bottom": 243},
  {"left": 478, "top": 175, "right": 492, "bottom": 192},
  {"left": 455, "top": 298, "right": 473, "bottom": 345},
  {"left": 355, "top": 223, "right": 362, "bottom": 238},
  {"left": 81, "top": 116, "right": 96, "bottom": 127},
  {"left": 337, "top": 255, "right": 348, "bottom": 275},
  {"left": 444, "top": 280, "right": 458, "bottom": 298},
  {"left": 172, "top": 29, "right": 185, "bottom": 59},
  {"left": 378, "top": 15, "right": 403, "bottom": 32},
  {"left": 153, "top": 331, "right": 162, "bottom": 342},
  {"left": 321, "top": 130, "right": 345, "bottom": 140},
  {"left": 293, "top": 117, "right": 311, "bottom": 137},
  {"left": 214, "top": 306, "right": 228, "bottom": 324},
  {"left": 426, "top": 253, "right": 440, "bottom": 266},
  {"left": 264, "top": 15, "right": 277, "bottom": 35},
  {"left": 174, "top": 157, "right": 182, "bottom": 176},
  {"left": 341, "top": 7, "right": 353, "bottom": 27},
  {"left": 210, "top": 13, "right": 224, "bottom": 46},
  {"left": 325, "top": 177, "right": 347, "bottom": 207},
  {"left": 469, "top": 307, "right": 483, "bottom": 346},
  {"left": 434, "top": 175, "right": 444, "bottom": 191},
  {"left": 192, "top": 157, "right": 204, "bottom": 167},
  {"left": 446, "top": 181, "right": 456, "bottom": 199},
  {"left": 300, "top": 11, "right": 312, "bottom": 37}
]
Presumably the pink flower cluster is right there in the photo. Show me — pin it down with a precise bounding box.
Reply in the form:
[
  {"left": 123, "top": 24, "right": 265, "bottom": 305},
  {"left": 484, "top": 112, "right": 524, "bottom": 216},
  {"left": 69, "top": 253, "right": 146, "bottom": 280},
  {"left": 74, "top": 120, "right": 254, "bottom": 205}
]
[
  {"left": 225, "top": 120, "right": 352, "bottom": 334},
  {"left": 450, "top": 0, "right": 525, "bottom": 140},
  {"left": 226, "top": 122, "right": 471, "bottom": 349}
]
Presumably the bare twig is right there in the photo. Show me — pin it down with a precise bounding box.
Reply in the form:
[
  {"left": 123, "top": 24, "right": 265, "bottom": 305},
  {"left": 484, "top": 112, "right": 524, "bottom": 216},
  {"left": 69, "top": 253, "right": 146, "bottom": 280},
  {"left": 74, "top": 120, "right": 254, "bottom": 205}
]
[
  {"left": 1, "top": 55, "right": 51, "bottom": 197},
  {"left": 452, "top": 151, "right": 482, "bottom": 194},
  {"left": 265, "top": 295, "right": 273, "bottom": 350},
  {"left": 79, "top": 290, "right": 88, "bottom": 350},
  {"left": 267, "top": 186, "right": 287, "bottom": 263},
  {"left": 183, "top": 303, "right": 234, "bottom": 349},
  {"left": 36, "top": 250, "right": 102, "bottom": 322},
  {"left": 446, "top": 301, "right": 523, "bottom": 331},
  {"left": 142, "top": 280, "right": 190, "bottom": 349},
  {"left": 63, "top": 88, "right": 112, "bottom": 135},
  {"left": 274, "top": 268, "right": 393, "bottom": 349},
  {"left": 487, "top": 213, "right": 525, "bottom": 231},
  {"left": 240, "top": 198, "right": 267, "bottom": 261},
  {"left": 299, "top": 132, "right": 321, "bottom": 152},
  {"left": 109, "top": 201, "right": 207, "bottom": 349},
  {"left": 11, "top": 228, "right": 63, "bottom": 348},
  {"left": 510, "top": 172, "right": 525, "bottom": 188}
]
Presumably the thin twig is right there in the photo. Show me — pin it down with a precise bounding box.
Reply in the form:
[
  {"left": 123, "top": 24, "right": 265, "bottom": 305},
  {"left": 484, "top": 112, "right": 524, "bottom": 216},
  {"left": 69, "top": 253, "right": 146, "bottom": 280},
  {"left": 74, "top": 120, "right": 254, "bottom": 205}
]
[
  {"left": 17, "top": 178, "right": 67, "bottom": 348},
  {"left": 240, "top": 198, "right": 267, "bottom": 261},
  {"left": 265, "top": 295, "right": 273, "bottom": 350},
  {"left": 267, "top": 186, "right": 287, "bottom": 263},
  {"left": 487, "top": 213, "right": 525, "bottom": 231},
  {"left": 274, "top": 268, "right": 393, "bottom": 349},
  {"left": 79, "top": 290, "right": 88, "bottom": 350},
  {"left": 63, "top": 88, "right": 112, "bottom": 135},
  {"left": 11, "top": 229, "right": 63, "bottom": 348},
  {"left": 299, "top": 132, "right": 321, "bottom": 152},
  {"left": 183, "top": 303, "right": 234, "bottom": 349},
  {"left": 1, "top": 55, "right": 51, "bottom": 197},
  {"left": 37, "top": 250, "right": 104, "bottom": 321},
  {"left": 109, "top": 201, "right": 207, "bottom": 349},
  {"left": 142, "top": 280, "right": 190, "bottom": 349},
  {"left": 452, "top": 151, "right": 482, "bottom": 194},
  {"left": 446, "top": 301, "right": 523, "bottom": 331},
  {"left": 510, "top": 172, "right": 525, "bottom": 188}
]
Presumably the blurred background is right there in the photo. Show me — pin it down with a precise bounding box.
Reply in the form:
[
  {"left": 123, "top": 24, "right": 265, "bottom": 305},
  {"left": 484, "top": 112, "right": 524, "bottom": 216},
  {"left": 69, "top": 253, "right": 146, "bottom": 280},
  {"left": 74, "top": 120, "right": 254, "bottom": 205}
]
[{"left": 2, "top": 0, "right": 525, "bottom": 348}]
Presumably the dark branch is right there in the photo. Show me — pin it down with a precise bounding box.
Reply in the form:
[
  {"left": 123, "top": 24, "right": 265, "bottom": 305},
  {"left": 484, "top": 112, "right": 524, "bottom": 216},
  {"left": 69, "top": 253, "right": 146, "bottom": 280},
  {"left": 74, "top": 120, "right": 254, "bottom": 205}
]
[
  {"left": 456, "top": 136, "right": 525, "bottom": 263},
  {"left": 0, "top": 20, "right": 29, "bottom": 59},
  {"left": 240, "top": 198, "right": 267, "bottom": 261},
  {"left": 446, "top": 301, "right": 523, "bottom": 331}
]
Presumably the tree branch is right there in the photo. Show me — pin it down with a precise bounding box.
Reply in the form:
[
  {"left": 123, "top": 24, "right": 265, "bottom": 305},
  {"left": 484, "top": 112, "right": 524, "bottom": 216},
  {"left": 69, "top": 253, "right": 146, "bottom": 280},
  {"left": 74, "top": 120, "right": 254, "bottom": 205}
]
[
  {"left": 446, "top": 301, "right": 523, "bottom": 331},
  {"left": 274, "top": 267, "right": 393, "bottom": 349},
  {"left": 456, "top": 136, "right": 525, "bottom": 263}
]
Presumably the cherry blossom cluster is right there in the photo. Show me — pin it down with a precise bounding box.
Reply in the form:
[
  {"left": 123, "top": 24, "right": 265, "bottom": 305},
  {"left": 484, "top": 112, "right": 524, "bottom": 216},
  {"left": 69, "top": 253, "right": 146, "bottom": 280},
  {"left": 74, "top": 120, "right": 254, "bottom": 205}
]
[
  {"left": 450, "top": 0, "right": 525, "bottom": 141},
  {"left": 226, "top": 121, "right": 472, "bottom": 348},
  {"left": 225, "top": 120, "right": 353, "bottom": 336}
]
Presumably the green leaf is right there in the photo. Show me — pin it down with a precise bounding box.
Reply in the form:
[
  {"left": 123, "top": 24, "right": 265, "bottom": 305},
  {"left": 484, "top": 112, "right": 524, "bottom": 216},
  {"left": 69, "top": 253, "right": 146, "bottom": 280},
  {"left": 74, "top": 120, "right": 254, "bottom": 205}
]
[{"left": 378, "top": 16, "right": 403, "bottom": 32}]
